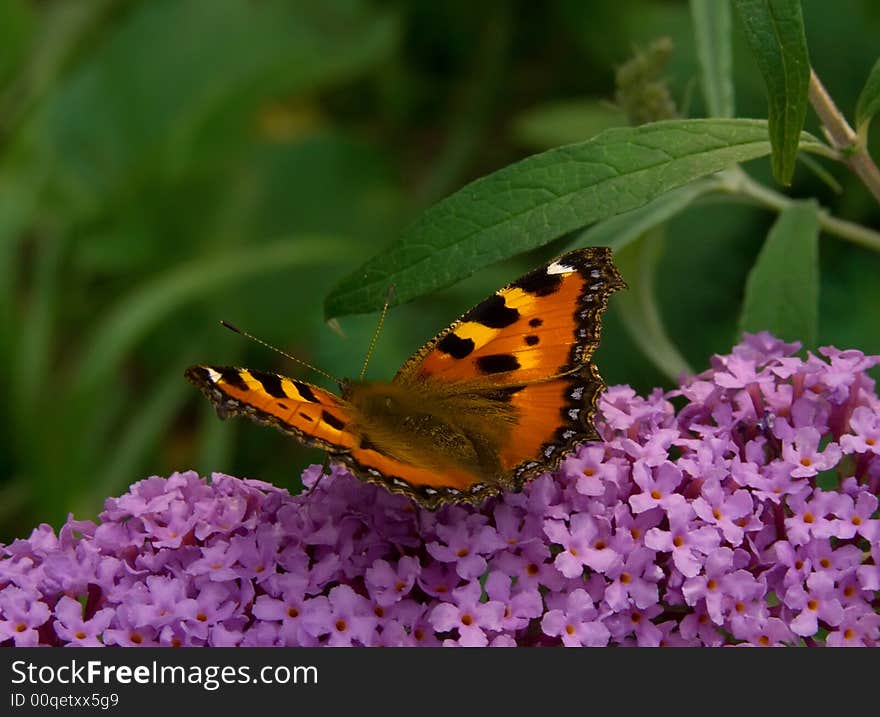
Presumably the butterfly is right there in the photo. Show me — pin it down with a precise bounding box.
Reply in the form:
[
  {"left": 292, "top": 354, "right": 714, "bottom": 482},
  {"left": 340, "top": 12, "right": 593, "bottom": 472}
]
[{"left": 185, "top": 247, "right": 625, "bottom": 509}]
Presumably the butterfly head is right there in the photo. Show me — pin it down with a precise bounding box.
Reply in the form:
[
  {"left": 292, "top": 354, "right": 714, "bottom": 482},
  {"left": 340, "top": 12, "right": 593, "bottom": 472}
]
[{"left": 338, "top": 377, "right": 357, "bottom": 400}]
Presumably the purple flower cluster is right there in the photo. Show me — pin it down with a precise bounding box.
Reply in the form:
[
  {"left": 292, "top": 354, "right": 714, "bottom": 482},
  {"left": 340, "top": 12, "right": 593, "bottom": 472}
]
[{"left": 2, "top": 333, "right": 879, "bottom": 646}]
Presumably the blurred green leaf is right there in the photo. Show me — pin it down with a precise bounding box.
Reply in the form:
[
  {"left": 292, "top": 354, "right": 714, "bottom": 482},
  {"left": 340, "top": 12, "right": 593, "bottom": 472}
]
[
  {"left": 29, "top": 0, "right": 399, "bottom": 216},
  {"left": 0, "top": 0, "right": 34, "bottom": 89},
  {"left": 855, "top": 56, "right": 880, "bottom": 138},
  {"left": 85, "top": 365, "right": 192, "bottom": 512},
  {"left": 73, "top": 237, "right": 351, "bottom": 394},
  {"left": 416, "top": 4, "right": 512, "bottom": 206},
  {"left": 615, "top": 230, "right": 693, "bottom": 380},
  {"left": 0, "top": 165, "right": 44, "bottom": 376},
  {"left": 690, "top": 0, "right": 734, "bottom": 117},
  {"left": 326, "top": 118, "right": 827, "bottom": 319},
  {"left": 820, "top": 243, "right": 880, "bottom": 360},
  {"left": 733, "top": 0, "right": 810, "bottom": 185},
  {"left": 0, "top": 0, "right": 120, "bottom": 139},
  {"left": 197, "top": 403, "right": 237, "bottom": 478},
  {"left": 511, "top": 100, "right": 627, "bottom": 149},
  {"left": 797, "top": 153, "right": 842, "bottom": 194},
  {"left": 571, "top": 178, "right": 720, "bottom": 253},
  {"left": 13, "top": 236, "right": 64, "bottom": 427},
  {"left": 740, "top": 201, "right": 820, "bottom": 346}
]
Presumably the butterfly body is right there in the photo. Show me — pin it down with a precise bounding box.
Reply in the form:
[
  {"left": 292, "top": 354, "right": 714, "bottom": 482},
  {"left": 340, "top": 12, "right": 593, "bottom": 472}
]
[
  {"left": 186, "top": 247, "right": 625, "bottom": 508},
  {"left": 342, "top": 377, "right": 516, "bottom": 483}
]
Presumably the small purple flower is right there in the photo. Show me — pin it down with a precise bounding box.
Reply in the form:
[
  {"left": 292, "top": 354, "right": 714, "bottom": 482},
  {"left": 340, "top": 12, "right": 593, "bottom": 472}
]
[
  {"left": 713, "top": 354, "right": 771, "bottom": 390},
  {"left": 824, "top": 606, "right": 880, "bottom": 647},
  {"left": 737, "top": 617, "right": 795, "bottom": 647},
  {"left": 644, "top": 503, "right": 720, "bottom": 578},
  {"left": 605, "top": 604, "right": 664, "bottom": 646},
  {"left": 102, "top": 605, "right": 159, "bottom": 647},
  {"left": 783, "top": 572, "right": 845, "bottom": 637},
  {"left": 692, "top": 480, "right": 753, "bottom": 546},
  {"left": 828, "top": 490, "right": 880, "bottom": 542},
  {"left": 426, "top": 513, "right": 504, "bottom": 580},
  {"left": 563, "top": 445, "right": 618, "bottom": 497},
  {"left": 429, "top": 581, "right": 505, "bottom": 647},
  {"left": 365, "top": 557, "right": 420, "bottom": 607},
  {"left": 186, "top": 541, "right": 242, "bottom": 582},
  {"left": 682, "top": 548, "right": 736, "bottom": 623},
  {"left": 784, "top": 491, "right": 838, "bottom": 546},
  {"left": 603, "top": 547, "right": 661, "bottom": 611},
  {"left": 679, "top": 606, "right": 723, "bottom": 646},
  {"left": 252, "top": 587, "right": 319, "bottom": 647},
  {"left": 485, "top": 572, "right": 543, "bottom": 632},
  {"left": 0, "top": 588, "right": 51, "bottom": 647},
  {"left": 781, "top": 427, "right": 842, "bottom": 478},
  {"left": 179, "top": 583, "right": 239, "bottom": 641},
  {"left": 52, "top": 597, "right": 114, "bottom": 647},
  {"left": 492, "top": 541, "right": 567, "bottom": 592},
  {"left": 629, "top": 461, "right": 685, "bottom": 514},
  {"left": 545, "top": 513, "right": 619, "bottom": 578},
  {"left": 840, "top": 406, "right": 880, "bottom": 455},
  {"left": 309, "top": 585, "right": 379, "bottom": 647},
  {"left": 541, "top": 589, "right": 610, "bottom": 647}
]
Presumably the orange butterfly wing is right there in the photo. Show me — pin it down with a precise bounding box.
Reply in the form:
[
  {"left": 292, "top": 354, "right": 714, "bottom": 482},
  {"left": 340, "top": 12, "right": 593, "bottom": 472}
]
[
  {"left": 185, "top": 366, "right": 357, "bottom": 452},
  {"left": 393, "top": 247, "right": 624, "bottom": 493},
  {"left": 185, "top": 366, "right": 494, "bottom": 508},
  {"left": 395, "top": 247, "right": 624, "bottom": 386},
  {"left": 498, "top": 364, "right": 606, "bottom": 487}
]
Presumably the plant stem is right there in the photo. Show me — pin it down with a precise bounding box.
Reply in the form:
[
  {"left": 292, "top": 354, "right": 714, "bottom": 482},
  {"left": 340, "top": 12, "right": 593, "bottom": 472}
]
[
  {"left": 808, "top": 69, "right": 880, "bottom": 204},
  {"left": 719, "top": 168, "right": 880, "bottom": 252}
]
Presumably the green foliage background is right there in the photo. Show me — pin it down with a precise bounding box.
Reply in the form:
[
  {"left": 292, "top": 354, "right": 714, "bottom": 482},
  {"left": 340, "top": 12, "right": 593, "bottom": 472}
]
[{"left": 2, "top": 0, "right": 879, "bottom": 541}]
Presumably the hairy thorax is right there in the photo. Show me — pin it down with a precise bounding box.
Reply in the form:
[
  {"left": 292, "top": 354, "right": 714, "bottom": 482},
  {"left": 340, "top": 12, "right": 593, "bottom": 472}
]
[{"left": 341, "top": 379, "right": 519, "bottom": 482}]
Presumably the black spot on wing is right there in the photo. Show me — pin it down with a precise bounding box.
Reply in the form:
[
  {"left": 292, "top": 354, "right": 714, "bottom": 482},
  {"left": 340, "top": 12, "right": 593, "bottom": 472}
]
[
  {"left": 249, "top": 369, "right": 287, "bottom": 398},
  {"left": 219, "top": 368, "right": 249, "bottom": 391},
  {"left": 463, "top": 294, "right": 519, "bottom": 329},
  {"left": 321, "top": 410, "right": 346, "bottom": 430},
  {"left": 525, "top": 335, "right": 540, "bottom": 346},
  {"left": 298, "top": 412, "right": 314, "bottom": 422},
  {"left": 515, "top": 268, "right": 563, "bottom": 296},
  {"left": 476, "top": 353, "right": 520, "bottom": 374},
  {"left": 529, "top": 318, "right": 543, "bottom": 328},
  {"left": 437, "top": 332, "right": 475, "bottom": 359},
  {"left": 293, "top": 381, "right": 318, "bottom": 403}
]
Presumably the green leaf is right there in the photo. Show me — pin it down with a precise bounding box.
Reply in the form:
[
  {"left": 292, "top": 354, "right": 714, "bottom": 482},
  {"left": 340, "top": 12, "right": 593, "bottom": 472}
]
[
  {"left": 739, "top": 201, "right": 820, "bottom": 347},
  {"left": 690, "top": 0, "right": 735, "bottom": 117},
  {"left": 325, "top": 118, "right": 827, "bottom": 319},
  {"left": 571, "top": 178, "right": 720, "bottom": 253},
  {"left": 511, "top": 100, "right": 627, "bottom": 149},
  {"left": 614, "top": 230, "right": 693, "bottom": 381},
  {"left": 855, "top": 56, "right": 880, "bottom": 139},
  {"left": 733, "top": 0, "right": 811, "bottom": 185}
]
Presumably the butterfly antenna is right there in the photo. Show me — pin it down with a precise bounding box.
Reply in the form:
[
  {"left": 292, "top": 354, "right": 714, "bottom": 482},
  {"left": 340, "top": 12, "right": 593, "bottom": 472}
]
[
  {"left": 359, "top": 285, "right": 395, "bottom": 382},
  {"left": 220, "top": 321, "right": 341, "bottom": 384}
]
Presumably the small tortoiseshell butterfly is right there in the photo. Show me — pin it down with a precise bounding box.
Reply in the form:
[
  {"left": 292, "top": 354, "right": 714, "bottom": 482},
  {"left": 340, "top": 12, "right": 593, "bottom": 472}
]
[{"left": 186, "top": 247, "right": 625, "bottom": 509}]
